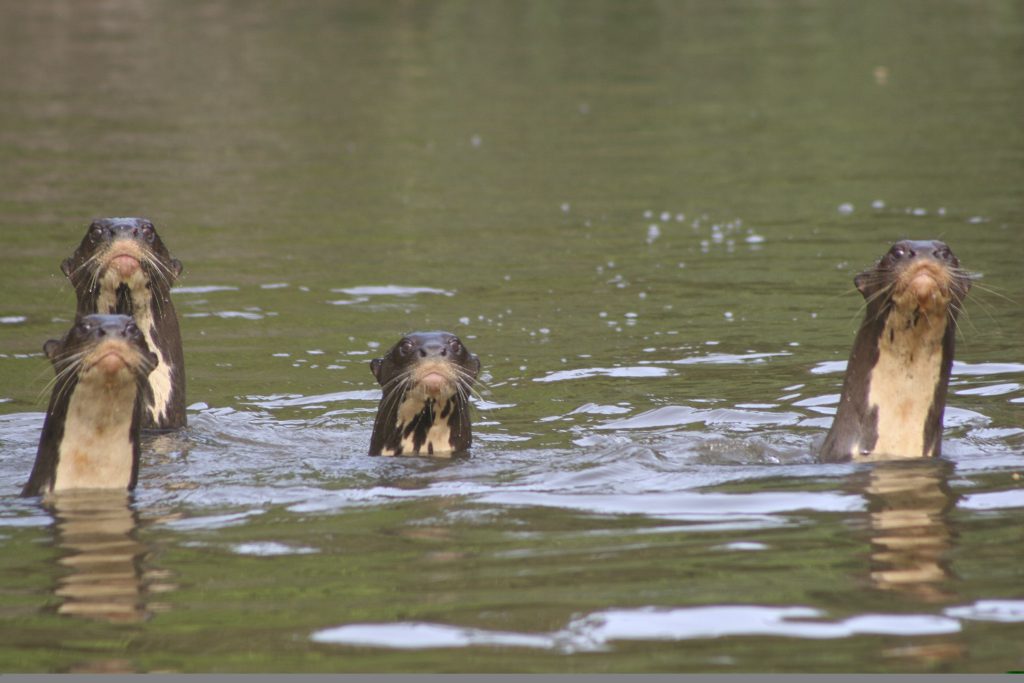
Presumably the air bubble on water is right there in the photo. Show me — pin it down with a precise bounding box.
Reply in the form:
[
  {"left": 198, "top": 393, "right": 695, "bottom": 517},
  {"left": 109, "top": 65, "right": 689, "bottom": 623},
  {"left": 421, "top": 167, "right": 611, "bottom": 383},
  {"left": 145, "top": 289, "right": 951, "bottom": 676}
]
[
  {"left": 677, "top": 262, "right": 686, "bottom": 268},
  {"left": 299, "top": 286, "right": 310, "bottom": 292},
  {"left": 706, "top": 340, "right": 720, "bottom": 346},
  {"left": 367, "top": 341, "right": 380, "bottom": 349},
  {"left": 724, "top": 311, "right": 734, "bottom": 320},
  {"left": 273, "top": 353, "right": 290, "bottom": 358},
  {"left": 643, "top": 210, "right": 653, "bottom": 219},
  {"left": 599, "top": 312, "right": 608, "bottom": 318},
  {"left": 938, "top": 207, "right": 947, "bottom": 216},
  {"left": 307, "top": 350, "right": 324, "bottom": 355},
  {"left": 646, "top": 224, "right": 661, "bottom": 244},
  {"left": 789, "top": 341, "right": 800, "bottom": 347},
  {"left": 470, "top": 134, "right": 482, "bottom": 148},
  {"left": 675, "top": 213, "right": 685, "bottom": 222},
  {"left": 503, "top": 274, "right": 512, "bottom": 281},
  {"left": 745, "top": 233, "right": 765, "bottom": 244},
  {"left": 838, "top": 203, "right": 855, "bottom": 215},
  {"left": 968, "top": 216, "right": 988, "bottom": 224},
  {"left": 625, "top": 312, "right": 638, "bottom": 319},
  {"left": 638, "top": 292, "right": 647, "bottom": 300},
  {"left": 560, "top": 202, "right": 571, "bottom": 213},
  {"left": 913, "top": 207, "right": 927, "bottom": 216},
  {"left": 660, "top": 211, "right": 671, "bottom": 222},
  {"left": 539, "top": 328, "right": 550, "bottom": 334},
  {"left": 459, "top": 316, "right": 470, "bottom": 325},
  {"left": 871, "top": 199, "right": 886, "bottom": 209}
]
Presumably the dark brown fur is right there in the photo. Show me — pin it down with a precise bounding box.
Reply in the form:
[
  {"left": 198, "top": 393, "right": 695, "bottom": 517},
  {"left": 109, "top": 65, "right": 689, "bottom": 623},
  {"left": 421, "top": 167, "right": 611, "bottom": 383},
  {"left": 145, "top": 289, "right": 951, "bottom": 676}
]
[
  {"left": 61, "top": 217, "right": 186, "bottom": 430},
  {"left": 368, "top": 332, "right": 481, "bottom": 456},
  {"left": 820, "top": 240, "right": 971, "bottom": 462}
]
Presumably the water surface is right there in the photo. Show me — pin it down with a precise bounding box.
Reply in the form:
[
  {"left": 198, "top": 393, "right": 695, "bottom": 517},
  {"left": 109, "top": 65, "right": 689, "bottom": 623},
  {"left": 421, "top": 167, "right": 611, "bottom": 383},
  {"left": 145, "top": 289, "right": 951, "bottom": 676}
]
[{"left": 1, "top": 0, "right": 1022, "bottom": 673}]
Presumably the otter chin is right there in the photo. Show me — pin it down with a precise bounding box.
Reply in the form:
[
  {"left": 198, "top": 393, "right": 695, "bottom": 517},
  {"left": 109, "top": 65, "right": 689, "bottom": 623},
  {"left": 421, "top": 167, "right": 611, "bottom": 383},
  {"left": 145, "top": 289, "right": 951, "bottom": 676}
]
[
  {"left": 368, "top": 332, "right": 481, "bottom": 457},
  {"left": 22, "top": 314, "right": 158, "bottom": 497},
  {"left": 820, "top": 240, "right": 971, "bottom": 462}
]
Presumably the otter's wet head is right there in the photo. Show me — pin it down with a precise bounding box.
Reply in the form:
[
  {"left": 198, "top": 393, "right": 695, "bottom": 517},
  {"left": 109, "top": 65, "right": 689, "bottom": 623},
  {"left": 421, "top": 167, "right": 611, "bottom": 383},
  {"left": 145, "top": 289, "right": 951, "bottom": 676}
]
[{"left": 368, "top": 332, "right": 481, "bottom": 456}]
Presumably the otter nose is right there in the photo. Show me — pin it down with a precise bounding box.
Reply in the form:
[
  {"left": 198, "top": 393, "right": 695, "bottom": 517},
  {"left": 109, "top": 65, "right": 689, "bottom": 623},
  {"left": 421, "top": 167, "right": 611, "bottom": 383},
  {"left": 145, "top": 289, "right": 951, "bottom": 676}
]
[{"left": 418, "top": 340, "right": 447, "bottom": 358}]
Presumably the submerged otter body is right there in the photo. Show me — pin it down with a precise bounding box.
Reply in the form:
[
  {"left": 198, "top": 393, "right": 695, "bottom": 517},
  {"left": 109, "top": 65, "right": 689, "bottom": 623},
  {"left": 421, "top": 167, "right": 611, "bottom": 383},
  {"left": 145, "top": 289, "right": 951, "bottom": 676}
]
[
  {"left": 368, "top": 332, "right": 481, "bottom": 456},
  {"left": 22, "top": 314, "right": 158, "bottom": 497},
  {"left": 62, "top": 218, "right": 186, "bottom": 430},
  {"left": 820, "top": 240, "right": 971, "bottom": 462}
]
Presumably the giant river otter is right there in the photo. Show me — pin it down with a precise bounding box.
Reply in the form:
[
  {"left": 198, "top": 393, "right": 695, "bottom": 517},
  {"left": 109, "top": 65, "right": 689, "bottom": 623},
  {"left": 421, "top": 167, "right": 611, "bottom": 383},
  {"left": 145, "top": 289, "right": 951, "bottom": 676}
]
[
  {"left": 23, "top": 314, "right": 157, "bottom": 496},
  {"left": 368, "top": 332, "right": 481, "bottom": 456},
  {"left": 61, "top": 218, "right": 186, "bottom": 430},
  {"left": 821, "top": 240, "right": 971, "bottom": 462}
]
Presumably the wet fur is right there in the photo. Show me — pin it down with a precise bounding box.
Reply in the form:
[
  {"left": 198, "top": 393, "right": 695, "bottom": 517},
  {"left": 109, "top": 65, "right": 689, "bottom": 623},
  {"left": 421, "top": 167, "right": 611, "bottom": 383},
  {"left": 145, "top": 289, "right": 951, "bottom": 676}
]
[
  {"left": 821, "top": 241, "right": 970, "bottom": 462},
  {"left": 22, "top": 315, "right": 157, "bottom": 496},
  {"left": 61, "top": 218, "right": 186, "bottom": 430},
  {"left": 368, "top": 332, "right": 481, "bottom": 456}
]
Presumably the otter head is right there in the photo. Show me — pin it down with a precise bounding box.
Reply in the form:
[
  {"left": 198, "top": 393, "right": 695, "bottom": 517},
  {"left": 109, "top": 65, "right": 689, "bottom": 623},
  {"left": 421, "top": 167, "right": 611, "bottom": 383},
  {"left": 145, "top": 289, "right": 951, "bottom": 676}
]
[
  {"left": 61, "top": 218, "right": 183, "bottom": 316},
  {"left": 370, "top": 332, "right": 480, "bottom": 403},
  {"left": 854, "top": 240, "right": 971, "bottom": 327},
  {"left": 368, "top": 332, "right": 481, "bottom": 456},
  {"left": 45, "top": 314, "right": 158, "bottom": 387}
]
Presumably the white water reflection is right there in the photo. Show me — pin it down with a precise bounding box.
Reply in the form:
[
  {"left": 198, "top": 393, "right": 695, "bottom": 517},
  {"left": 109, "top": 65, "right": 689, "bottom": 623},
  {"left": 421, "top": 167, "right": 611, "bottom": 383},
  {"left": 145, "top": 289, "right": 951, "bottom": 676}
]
[
  {"left": 534, "top": 366, "right": 673, "bottom": 382},
  {"left": 312, "top": 604, "right": 961, "bottom": 652}
]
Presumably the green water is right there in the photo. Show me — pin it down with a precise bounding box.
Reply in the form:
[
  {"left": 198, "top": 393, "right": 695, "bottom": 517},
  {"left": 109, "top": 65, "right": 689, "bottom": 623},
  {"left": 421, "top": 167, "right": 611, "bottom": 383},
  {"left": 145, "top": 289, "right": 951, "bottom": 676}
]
[{"left": 1, "top": 0, "right": 1022, "bottom": 673}]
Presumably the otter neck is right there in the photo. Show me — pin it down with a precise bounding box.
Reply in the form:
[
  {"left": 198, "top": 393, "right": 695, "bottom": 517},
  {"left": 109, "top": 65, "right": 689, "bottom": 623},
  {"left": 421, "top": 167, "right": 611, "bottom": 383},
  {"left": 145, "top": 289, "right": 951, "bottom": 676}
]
[
  {"left": 93, "top": 269, "right": 175, "bottom": 427},
  {"left": 848, "top": 302, "right": 953, "bottom": 460},
  {"left": 376, "top": 388, "right": 469, "bottom": 456},
  {"left": 52, "top": 376, "right": 140, "bottom": 492}
]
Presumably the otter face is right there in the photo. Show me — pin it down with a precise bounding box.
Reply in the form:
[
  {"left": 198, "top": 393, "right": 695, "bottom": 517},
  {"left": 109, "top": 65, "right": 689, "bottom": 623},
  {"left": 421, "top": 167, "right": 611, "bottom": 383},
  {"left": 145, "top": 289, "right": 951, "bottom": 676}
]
[
  {"left": 854, "top": 240, "right": 971, "bottom": 324},
  {"left": 46, "top": 314, "right": 158, "bottom": 386},
  {"left": 61, "top": 218, "right": 183, "bottom": 312},
  {"left": 368, "top": 332, "right": 481, "bottom": 456}
]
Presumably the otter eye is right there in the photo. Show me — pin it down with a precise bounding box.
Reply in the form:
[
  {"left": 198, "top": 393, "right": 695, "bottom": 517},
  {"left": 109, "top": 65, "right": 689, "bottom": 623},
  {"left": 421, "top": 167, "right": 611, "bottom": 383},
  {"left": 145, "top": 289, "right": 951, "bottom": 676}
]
[
  {"left": 141, "top": 225, "right": 155, "bottom": 242},
  {"left": 890, "top": 244, "right": 908, "bottom": 259},
  {"left": 125, "top": 321, "right": 139, "bottom": 335},
  {"left": 934, "top": 245, "right": 952, "bottom": 261},
  {"left": 90, "top": 226, "right": 104, "bottom": 241},
  {"left": 448, "top": 339, "right": 463, "bottom": 354},
  {"left": 399, "top": 339, "right": 415, "bottom": 354}
]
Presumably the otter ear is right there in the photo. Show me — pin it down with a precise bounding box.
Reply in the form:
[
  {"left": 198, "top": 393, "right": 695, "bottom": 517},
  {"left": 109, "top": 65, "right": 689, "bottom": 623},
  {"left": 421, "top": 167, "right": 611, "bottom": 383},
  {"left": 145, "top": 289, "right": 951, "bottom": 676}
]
[
  {"left": 853, "top": 271, "right": 873, "bottom": 299},
  {"left": 370, "top": 358, "right": 384, "bottom": 384},
  {"left": 170, "top": 259, "right": 183, "bottom": 280},
  {"left": 467, "top": 353, "right": 481, "bottom": 379},
  {"left": 60, "top": 258, "right": 74, "bottom": 278},
  {"left": 43, "top": 339, "right": 62, "bottom": 363}
]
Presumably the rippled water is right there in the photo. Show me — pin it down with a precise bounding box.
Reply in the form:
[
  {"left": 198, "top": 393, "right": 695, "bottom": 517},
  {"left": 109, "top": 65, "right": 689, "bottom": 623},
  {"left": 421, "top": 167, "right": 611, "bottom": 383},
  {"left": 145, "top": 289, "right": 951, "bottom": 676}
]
[{"left": 1, "top": 0, "right": 1023, "bottom": 674}]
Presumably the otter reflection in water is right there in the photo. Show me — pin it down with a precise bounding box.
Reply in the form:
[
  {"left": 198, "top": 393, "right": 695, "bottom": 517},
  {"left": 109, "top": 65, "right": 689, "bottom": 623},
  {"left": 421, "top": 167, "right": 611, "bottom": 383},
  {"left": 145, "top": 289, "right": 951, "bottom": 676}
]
[
  {"left": 49, "top": 491, "right": 174, "bottom": 623},
  {"left": 857, "top": 459, "right": 959, "bottom": 603}
]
